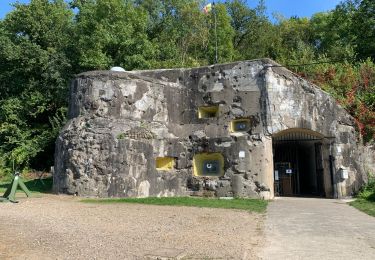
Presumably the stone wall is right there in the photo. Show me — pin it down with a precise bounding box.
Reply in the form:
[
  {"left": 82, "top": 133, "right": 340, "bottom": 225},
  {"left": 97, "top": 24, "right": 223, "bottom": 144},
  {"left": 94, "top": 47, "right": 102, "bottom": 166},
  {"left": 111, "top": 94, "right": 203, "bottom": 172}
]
[{"left": 53, "top": 59, "right": 370, "bottom": 198}]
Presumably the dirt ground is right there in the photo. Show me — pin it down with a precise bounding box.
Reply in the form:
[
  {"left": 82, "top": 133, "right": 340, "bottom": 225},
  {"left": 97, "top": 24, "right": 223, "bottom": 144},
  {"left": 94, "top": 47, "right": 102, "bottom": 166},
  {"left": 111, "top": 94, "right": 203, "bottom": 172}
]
[{"left": 0, "top": 195, "right": 264, "bottom": 260}]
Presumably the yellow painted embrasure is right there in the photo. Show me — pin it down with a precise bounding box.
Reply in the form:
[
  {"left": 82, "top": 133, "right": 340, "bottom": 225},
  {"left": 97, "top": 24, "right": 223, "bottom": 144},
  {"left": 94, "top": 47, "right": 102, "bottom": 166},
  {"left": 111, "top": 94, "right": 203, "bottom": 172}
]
[
  {"left": 198, "top": 105, "right": 219, "bottom": 119},
  {"left": 156, "top": 157, "right": 175, "bottom": 170},
  {"left": 193, "top": 153, "right": 224, "bottom": 177},
  {"left": 230, "top": 118, "right": 251, "bottom": 132}
]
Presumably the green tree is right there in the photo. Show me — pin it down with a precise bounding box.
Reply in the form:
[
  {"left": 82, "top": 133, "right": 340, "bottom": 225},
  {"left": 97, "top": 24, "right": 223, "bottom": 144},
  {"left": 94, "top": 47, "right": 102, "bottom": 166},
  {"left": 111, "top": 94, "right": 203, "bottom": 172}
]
[
  {"left": 206, "top": 3, "right": 235, "bottom": 64},
  {"left": 352, "top": 0, "right": 375, "bottom": 60},
  {"left": 310, "top": 2, "right": 356, "bottom": 61},
  {"left": 73, "top": 0, "right": 155, "bottom": 70},
  {"left": 268, "top": 16, "right": 316, "bottom": 69},
  {"left": 137, "top": 0, "right": 210, "bottom": 68},
  {"left": 0, "top": 0, "right": 72, "bottom": 170},
  {"left": 226, "top": 0, "right": 274, "bottom": 60}
]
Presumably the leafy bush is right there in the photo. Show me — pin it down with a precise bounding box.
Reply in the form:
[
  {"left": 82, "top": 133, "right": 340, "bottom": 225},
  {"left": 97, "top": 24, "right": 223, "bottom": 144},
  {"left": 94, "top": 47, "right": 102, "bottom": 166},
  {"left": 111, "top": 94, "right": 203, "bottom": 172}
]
[
  {"left": 349, "top": 173, "right": 375, "bottom": 216},
  {"left": 357, "top": 173, "right": 375, "bottom": 202},
  {"left": 303, "top": 59, "right": 375, "bottom": 143}
]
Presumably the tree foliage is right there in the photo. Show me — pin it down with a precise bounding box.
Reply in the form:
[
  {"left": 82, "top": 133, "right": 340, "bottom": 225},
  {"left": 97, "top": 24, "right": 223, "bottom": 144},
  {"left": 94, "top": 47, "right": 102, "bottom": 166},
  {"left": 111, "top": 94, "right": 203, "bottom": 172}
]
[
  {"left": 0, "top": 0, "right": 374, "bottom": 173},
  {"left": 73, "top": 0, "right": 155, "bottom": 70},
  {"left": 0, "top": 0, "right": 72, "bottom": 172}
]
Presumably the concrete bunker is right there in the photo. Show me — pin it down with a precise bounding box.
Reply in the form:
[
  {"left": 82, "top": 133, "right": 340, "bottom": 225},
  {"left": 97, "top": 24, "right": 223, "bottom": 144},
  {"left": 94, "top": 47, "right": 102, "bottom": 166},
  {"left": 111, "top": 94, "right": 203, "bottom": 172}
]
[
  {"left": 272, "top": 128, "right": 328, "bottom": 197},
  {"left": 53, "top": 59, "right": 371, "bottom": 199}
]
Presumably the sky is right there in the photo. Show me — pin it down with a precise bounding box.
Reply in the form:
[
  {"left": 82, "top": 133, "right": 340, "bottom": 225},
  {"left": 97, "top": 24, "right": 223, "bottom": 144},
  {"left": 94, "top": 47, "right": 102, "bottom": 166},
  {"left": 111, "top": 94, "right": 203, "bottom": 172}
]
[
  {"left": 248, "top": 0, "right": 343, "bottom": 19},
  {"left": 0, "top": 0, "right": 343, "bottom": 20}
]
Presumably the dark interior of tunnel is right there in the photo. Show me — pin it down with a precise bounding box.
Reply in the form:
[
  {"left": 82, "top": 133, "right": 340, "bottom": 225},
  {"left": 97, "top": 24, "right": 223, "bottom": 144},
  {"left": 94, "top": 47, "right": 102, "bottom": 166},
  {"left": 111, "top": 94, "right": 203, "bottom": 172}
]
[{"left": 273, "top": 139, "right": 325, "bottom": 197}]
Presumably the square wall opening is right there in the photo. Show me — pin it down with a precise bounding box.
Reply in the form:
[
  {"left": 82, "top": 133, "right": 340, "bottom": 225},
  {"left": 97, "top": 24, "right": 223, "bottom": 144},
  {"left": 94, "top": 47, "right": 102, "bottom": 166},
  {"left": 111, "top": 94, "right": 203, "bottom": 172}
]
[
  {"left": 230, "top": 118, "right": 251, "bottom": 133},
  {"left": 193, "top": 153, "right": 224, "bottom": 177},
  {"left": 156, "top": 157, "right": 175, "bottom": 170},
  {"left": 198, "top": 106, "right": 219, "bottom": 119}
]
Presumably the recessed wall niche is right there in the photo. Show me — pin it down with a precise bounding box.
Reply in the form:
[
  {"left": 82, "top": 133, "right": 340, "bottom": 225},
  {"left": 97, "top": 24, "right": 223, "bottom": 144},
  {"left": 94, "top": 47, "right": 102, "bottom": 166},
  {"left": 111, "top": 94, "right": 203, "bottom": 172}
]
[
  {"left": 230, "top": 118, "right": 251, "bottom": 133},
  {"left": 155, "top": 157, "right": 175, "bottom": 170},
  {"left": 193, "top": 153, "right": 224, "bottom": 177},
  {"left": 198, "top": 106, "right": 219, "bottom": 119}
]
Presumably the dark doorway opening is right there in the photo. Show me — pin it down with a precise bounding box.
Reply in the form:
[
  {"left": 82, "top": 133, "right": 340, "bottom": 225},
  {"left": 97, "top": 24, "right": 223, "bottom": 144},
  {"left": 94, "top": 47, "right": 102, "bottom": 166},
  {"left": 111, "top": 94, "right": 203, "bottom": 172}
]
[{"left": 273, "top": 129, "right": 325, "bottom": 197}]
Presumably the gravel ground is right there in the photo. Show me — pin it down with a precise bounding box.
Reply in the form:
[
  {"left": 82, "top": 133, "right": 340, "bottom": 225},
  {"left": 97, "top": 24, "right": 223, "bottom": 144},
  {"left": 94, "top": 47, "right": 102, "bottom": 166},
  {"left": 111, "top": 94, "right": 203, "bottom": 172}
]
[{"left": 0, "top": 195, "right": 264, "bottom": 260}]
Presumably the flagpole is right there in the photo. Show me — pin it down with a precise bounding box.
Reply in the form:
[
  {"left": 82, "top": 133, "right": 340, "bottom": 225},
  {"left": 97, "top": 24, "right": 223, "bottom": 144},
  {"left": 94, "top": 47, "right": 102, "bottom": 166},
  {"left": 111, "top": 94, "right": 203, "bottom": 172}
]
[{"left": 213, "top": 1, "right": 218, "bottom": 64}]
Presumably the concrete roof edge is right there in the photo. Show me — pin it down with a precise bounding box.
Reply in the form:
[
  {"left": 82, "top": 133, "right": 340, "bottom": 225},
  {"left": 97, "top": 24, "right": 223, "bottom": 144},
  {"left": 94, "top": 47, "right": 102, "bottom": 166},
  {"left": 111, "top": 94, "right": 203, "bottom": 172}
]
[{"left": 75, "top": 58, "right": 278, "bottom": 76}]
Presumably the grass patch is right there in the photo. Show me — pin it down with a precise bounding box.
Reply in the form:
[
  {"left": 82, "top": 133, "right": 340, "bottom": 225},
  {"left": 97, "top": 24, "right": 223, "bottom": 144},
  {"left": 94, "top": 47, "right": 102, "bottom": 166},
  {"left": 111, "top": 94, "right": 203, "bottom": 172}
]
[
  {"left": 81, "top": 197, "right": 268, "bottom": 213},
  {"left": 349, "top": 199, "right": 375, "bottom": 217},
  {"left": 0, "top": 177, "right": 53, "bottom": 194},
  {"left": 349, "top": 173, "right": 375, "bottom": 217}
]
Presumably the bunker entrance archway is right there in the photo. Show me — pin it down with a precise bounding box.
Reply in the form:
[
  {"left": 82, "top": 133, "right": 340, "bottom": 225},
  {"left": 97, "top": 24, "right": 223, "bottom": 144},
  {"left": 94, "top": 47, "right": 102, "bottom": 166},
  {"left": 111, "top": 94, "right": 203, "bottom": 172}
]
[{"left": 272, "top": 129, "right": 326, "bottom": 197}]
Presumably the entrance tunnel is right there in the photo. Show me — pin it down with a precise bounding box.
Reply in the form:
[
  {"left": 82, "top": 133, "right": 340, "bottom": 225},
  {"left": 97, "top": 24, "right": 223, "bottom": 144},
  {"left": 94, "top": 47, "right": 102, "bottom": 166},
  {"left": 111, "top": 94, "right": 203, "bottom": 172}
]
[{"left": 272, "top": 129, "right": 326, "bottom": 197}]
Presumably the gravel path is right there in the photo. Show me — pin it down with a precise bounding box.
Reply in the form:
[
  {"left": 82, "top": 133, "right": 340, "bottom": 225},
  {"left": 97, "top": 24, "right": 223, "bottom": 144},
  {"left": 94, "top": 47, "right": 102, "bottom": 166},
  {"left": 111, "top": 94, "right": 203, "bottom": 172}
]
[
  {"left": 0, "top": 195, "right": 264, "bottom": 259},
  {"left": 260, "top": 197, "right": 375, "bottom": 260}
]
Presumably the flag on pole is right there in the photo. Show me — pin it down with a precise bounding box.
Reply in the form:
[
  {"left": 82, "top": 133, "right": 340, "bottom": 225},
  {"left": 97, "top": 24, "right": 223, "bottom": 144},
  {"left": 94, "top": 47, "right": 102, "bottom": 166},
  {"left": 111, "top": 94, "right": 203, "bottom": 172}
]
[
  {"left": 202, "top": 2, "right": 218, "bottom": 63},
  {"left": 203, "top": 3, "right": 213, "bottom": 14}
]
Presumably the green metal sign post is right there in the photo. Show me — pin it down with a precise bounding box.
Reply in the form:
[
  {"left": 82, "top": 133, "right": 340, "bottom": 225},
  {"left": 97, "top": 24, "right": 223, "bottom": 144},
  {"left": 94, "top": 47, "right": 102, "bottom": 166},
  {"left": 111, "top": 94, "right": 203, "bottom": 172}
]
[{"left": 0, "top": 172, "right": 31, "bottom": 203}]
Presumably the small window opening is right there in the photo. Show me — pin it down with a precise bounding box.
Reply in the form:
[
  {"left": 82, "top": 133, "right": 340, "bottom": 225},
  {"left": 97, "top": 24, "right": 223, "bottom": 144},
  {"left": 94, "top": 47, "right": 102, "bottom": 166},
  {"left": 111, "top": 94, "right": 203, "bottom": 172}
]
[
  {"left": 156, "top": 157, "right": 175, "bottom": 170},
  {"left": 230, "top": 118, "right": 251, "bottom": 133},
  {"left": 193, "top": 153, "right": 224, "bottom": 177},
  {"left": 198, "top": 106, "right": 219, "bottom": 119}
]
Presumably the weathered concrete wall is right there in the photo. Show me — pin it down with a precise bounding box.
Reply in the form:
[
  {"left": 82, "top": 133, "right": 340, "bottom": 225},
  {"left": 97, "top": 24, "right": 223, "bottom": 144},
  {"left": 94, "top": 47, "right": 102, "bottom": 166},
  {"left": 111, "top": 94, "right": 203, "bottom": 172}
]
[
  {"left": 53, "top": 59, "right": 370, "bottom": 198},
  {"left": 263, "top": 63, "right": 366, "bottom": 197}
]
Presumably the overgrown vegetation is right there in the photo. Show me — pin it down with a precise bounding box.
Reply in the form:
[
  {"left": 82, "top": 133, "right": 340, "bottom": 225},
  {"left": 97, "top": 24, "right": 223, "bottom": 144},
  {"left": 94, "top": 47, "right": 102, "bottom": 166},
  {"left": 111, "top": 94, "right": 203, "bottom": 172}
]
[
  {"left": 82, "top": 197, "right": 268, "bottom": 213},
  {"left": 349, "top": 174, "right": 375, "bottom": 217},
  {"left": 0, "top": 0, "right": 374, "bottom": 176}
]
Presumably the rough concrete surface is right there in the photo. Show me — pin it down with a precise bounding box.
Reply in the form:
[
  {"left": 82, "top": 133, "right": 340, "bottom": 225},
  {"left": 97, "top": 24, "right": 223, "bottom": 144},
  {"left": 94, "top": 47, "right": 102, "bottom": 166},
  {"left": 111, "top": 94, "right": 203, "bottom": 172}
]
[
  {"left": 54, "top": 59, "right": 371, "bottom": 199},
  {"left": 0, "top": 195, "right": 264, "bottom": 259},
  {"left": 260, "top": 197, "right": 375, "bottom": 260}
]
